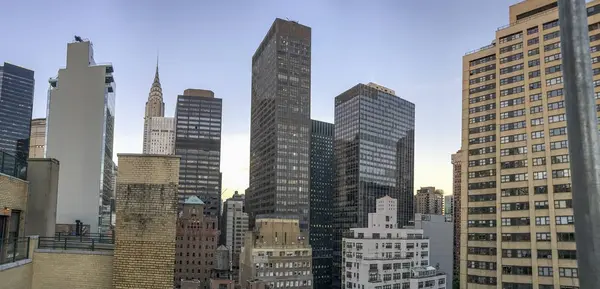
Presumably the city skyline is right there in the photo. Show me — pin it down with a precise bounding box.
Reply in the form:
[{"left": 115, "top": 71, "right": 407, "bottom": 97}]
[{"left": 0, "top": 0, "right": 524, "bottom": 199}]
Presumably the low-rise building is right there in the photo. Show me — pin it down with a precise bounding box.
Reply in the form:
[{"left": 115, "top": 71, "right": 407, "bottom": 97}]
[
  {"left": 239, "top": 215, "right": 313, "bottom": 289},
  {"left": 343, "top": 196, "right": 447, "bottom": 289}
]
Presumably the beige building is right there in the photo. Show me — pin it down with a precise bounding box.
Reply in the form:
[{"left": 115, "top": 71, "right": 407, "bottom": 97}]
[
  {"left": 239, "top": 216, "right": 313, "bottom": 289},
  {"left": 461, "top": 0, "right": 591, "bottom": 288},
  {"left": 28, "top": 118, "right": 46, "bottom": 159},
  {"left": 414, "top": 187, "right": 444, "bottom": 215},
  {"left": 450, "top": 150, "right": 462, "bottom": 287},
  {"left": 0, "top": 153, "right": 180, "bottom": 289}
]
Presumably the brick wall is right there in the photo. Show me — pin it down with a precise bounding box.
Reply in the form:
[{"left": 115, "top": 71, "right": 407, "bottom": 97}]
[
  {"left": 0, "top": 261, "right": 32, "bottom": 289},
  {"left": 30, "top": 250, "right": 113, "bottom": 289},
  {"left": 112, "top": 154, "right": 180, "bottom": 289},
  {"left": 0, "top": 173, "right": 28, "bottom": 238}
]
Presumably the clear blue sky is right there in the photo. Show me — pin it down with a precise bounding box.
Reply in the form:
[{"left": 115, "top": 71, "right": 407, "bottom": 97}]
[{"left": 1, "top": 0, "right": 520, "bottom": 199}]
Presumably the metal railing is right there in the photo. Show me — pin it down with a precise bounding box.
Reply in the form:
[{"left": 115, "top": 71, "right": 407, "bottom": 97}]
[
  {"left": 37, "top": 233, "right": 115, "bottom": 251},
  {"left": 0, "top": 151, "right": 27, "bottom": 180},
  {"left": 0, "top": 237, "right": 30, "bottom": 265}
]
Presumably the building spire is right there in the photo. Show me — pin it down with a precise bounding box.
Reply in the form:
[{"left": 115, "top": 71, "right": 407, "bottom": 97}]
[{"left": 149, "top": 54, "right": 163, "bottom": 102}]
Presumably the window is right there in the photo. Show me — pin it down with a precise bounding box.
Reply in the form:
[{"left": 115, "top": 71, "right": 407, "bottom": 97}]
[
  {"left": 546, "top": 64, "right": 562, "bottom": 75},
  {"left": 501, "top": 202, "right": 529, "bottom": 211},
  {"left": 555, "top": 216, "right": 574, "bottom": 225},
  {"left": 532, "top": 144, "right": 545, "bottom": 152},
  {"left": 544, "top": 52, "right": 562, "bottom": 63},
  {"left": 530, "top": 93, "right": 542, "bottom": 101},
  {"left": 500, "top": 53, "right": 524, "bottom": 64},
  {"left": 546, "top": 76, "right": 563, "bottom": 86},
  {"left": 530, "top": 105, "right": 543, "bottom": 114},
  {"left": 469, "top": 124, "right": 496, "bottom": 134},
  {"left": 536, "top": 232, "right": 551, "bottom": 241},
  {"left": 468, "top": 169, "right": 496, "bottom": 178},
  {"left": 500, "top": 74, "right": 524, "bottom": 86},
  {"left": 468, "top": 220, "right": 496, "bottom": 227},
  {"left": 548, "top": 101, "right": 565, "bottom": 110},
  {"left": 558, "top": 250, "right": 577, "bottom": 260},
  {"left": 528, "top": 59, "right": 540, "bottom": 67},
  {"left": 502, "top": 217, "right": 530, "bottom": 226},
  {"left": 551, "top": 154, "right": 569, "bottom": 164},
  {"left": 501, "top": 187, "right": 528, "bottom": 197},
  {"left": 502, "top": 265, "right": 533, "bottom": 275},
  {"left": 468, "top": 247, "right": 497, "bottom": 255},
  {"left": 500, "top": 32, "right": 523, "bottom": 43},
  {"left": 554, "top": 183, "right": 572, "bottom": 193},
  {"left": 501, "top": 173, "right": 528, "bottom": 183},
  {"left": 555, "top": 200, "right": 572, "bottom": 209},
  {"left": 552, "top": 169, "right": 570, "bottom": 178},
  {"left": 500, "top": 63, "right": 524, "bottom": 75},
  {"left": 528, "top": 26, "right": 539, "bottom": 35},
  {"left": 469, "top": 113, "right": 496, "bottom": 124},
  {"left": 544, "top": 31, "right": 560, "bottom": 41},
  {"left": 550, "top": 140, "right": 568, "bottom": 150},
  {"left": 468, "top": 146, "right": 495, "bottom": 156},
  {"left": 538, "top": 250, "right": 552, "bottom": 259},
  {"left": 531, "top": 131, "right": 544, "bottom": 139},
  {"left": 538, "top": 267, "right": 553, "bottom": 277},
  {"left": 535, "top": 216, "right": 551, "bottom": 225},
  {"left": 501, "top": 160, "right": 527, "bottom": 169},
  {"left": 533, "top": 171, "right": 547, "bottom": 180},
  {"left": 500, "top": 109, "right": 525, "bottom": 119},
  {"left": 559, "top": 268, "right": 578, "bottom": 278},
  {"left": 467, "top": 260, "right": 496, "bottom": 270},
  {"left": 470, "top": 74, "right": 496, "bottom": 85},
  {"left": 468, "top": 194, "right": 496, "bottom": 202},
  {"left": 535, "top": 201, "right": 549, "bottom": 210},
  {"left": 500, "top": 85, "right": 525, "bottom": 96},
  {"left": 529, "top": 81, "right": 542, "bottom": 89},
  {"left": 557, "top": 232, "right": 576, "bottom": 242},
  {"left": 549, "top": 127, "right": 567, "bottom": 136},
  {"left": 543, "top": 19, "right": 559, "bottom": 30},
  {"left": 500, "top": 121, "right": 526, "bottom": 131},
  {"left": 470, "top": 93, "right": 496, "bottom": 104},
  {"left": 500, "top": 43, "right": 523, "bottom": 54},
  {"left": 500, "top": 96, "right": 525, "bottom": 107},
  {"left": 468, "top": 207, "right": 496, "bottom": 214},
  {"left": 469, "top": 157, "right": 496, "bottom": 167},
  {"left": 502, "top": 249, "right": 531, "bottom": 258},
  {"left": 502, "top": 233, "right": 530, "bottom": 242},
  {"left": 548, "top": 113, "right": 565, "bottom": 123},
  {"left": 544, "top": 41, "right": 560, "bottom": 52},
  {"left": 528, "top": 48, "right": 540, "bottom": 57},
  {"left": 500, "top": 146, "right": 527, "bottom": 156},
  {"left": 528, "top": 37, "right": 540, "bottom": 46},
  {"left": 532, "top": 157, "right": 546, "bottom": 166},
  {"left": 500, "top": 133, "right": 526, "bottom": 144}
]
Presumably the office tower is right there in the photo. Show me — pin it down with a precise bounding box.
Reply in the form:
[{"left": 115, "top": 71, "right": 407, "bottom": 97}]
[
  {"left": 143, "top": 62, "right": 175, "bottom": 155},
  {"left": 221, "top": 191, "right": 248, "bottom": 282},
  {"left": 0, "top": 62, "right": 35, "bottom": 160},
  {"left": 450, "top": 150, "right": 462, "bottom": 288},
  {"left": 444, "top": 195, "right": 454, "bottom": 216},
  {"left": 239, "top": 215, "right": 313, "bottom": 289},
  {"left": 174, "top": 196, "right": 219, "bottom": 288},
  {"left": 309, "top": 119, "right": 334, "bottom": 289},
  {"left": 414, "top": 187, "right": 444, "bottom": 215},
  {"left": 174, "top": 89, "right": 222, "bottom": 216},
  {"left": 114, "top": 154, "right": 179, "bottom": 289},
  {"left": 342, "top": 196, "right": 447, "bottom": 289},
  {"left": 46, "top": 38, "right": 115, "bottom": 234},
  {"left": 29, "top": 118, "right": 47, "bottom": 158},
  {"left": 246, "top": 18, "right": 312, "bottom": 231},
  {"left": 332, "top": 82, "right": 415, "bottom": 289},
  {"left": 460, "top": 0, "right": 600, "bottom": 287}
]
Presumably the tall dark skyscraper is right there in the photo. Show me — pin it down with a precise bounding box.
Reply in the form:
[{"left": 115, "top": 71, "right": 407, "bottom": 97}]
[
  {"left": 247, "top": 18, "right": 312, "bottom": 231},
  {"left": 0, "top": 63, "right": 35, "bottom": 160},
  {"left": 309, "top": 120, "right": 334, "bottom": 289},
  {"left": 332, "top": 83, "right": 415, "bottom": 289},
  {"left": 174, "top": 89, "right": 222, "bottom": 217}
]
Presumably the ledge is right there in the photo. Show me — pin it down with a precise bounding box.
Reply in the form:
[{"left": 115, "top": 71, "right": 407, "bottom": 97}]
[
  {"left": 0, "top": 259, "right": 32, "bottom": 272},
  {"left": 35, "top": 249, "right": 114, "bottom": 256}
]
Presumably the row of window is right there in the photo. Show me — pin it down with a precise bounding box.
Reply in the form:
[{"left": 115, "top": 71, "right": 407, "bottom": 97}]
[{"left": 467, "top": 232, "right": 576, "bottom": 242}]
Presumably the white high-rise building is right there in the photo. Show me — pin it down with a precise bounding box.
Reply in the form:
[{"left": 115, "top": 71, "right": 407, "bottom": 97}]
[
  {"left": 46, "top": 37, "right": 115, "bottom": 234},
  {"left": 221, "top": 191, "right": 248, "bottom": 280},
  {"left": 142, "top": 59, "right": 174, "bottom": 155},
  {"left": 342, "top": 196, "right": 447, "bottom": 289}
]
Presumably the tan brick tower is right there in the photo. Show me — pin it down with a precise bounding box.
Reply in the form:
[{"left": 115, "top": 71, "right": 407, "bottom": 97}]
[{"left": 112, "top": 154, "right": 180, "bottom": 289}]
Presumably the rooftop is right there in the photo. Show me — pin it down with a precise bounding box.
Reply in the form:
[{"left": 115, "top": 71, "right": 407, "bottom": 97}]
[{"left": 184, "top": 196, "right": 204, "bottom": 205}]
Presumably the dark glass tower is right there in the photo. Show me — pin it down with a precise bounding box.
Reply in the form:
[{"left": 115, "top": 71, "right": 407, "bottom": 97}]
[
  {"left": 0, "top": 63, "right": 35, "bottom": 160},
  {"left": 332, "top": 83, "right": 415, "bottom": 289},
  {"left": 247, "top": 18, "right": 311, "bottom": 231},
  {"left": 309, "top": 120, "right": 334, "bottom": 289},
  {"left": 174, "top": 89, "right": 222, "bottom": 217}
]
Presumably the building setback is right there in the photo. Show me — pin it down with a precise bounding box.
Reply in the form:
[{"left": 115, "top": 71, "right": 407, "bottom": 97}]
[
  {"left": 461, "top": 0, "right": 592, "bottom": 287},
  {"left": 342, "top": 196, "right": 447, "bottom": 289},
  {"left": 239, "top": 216, "right": 313, "bottom": 289},
  {"left": 46, "top": 38, "right": 115, "bottom": 234},
  {"left": 174, "top": 89, "right": 222, "bottom": 216},
  {"left": 450, "top": 150, "right": 461, "bottom": 287},
  {"left": 414, "top": 187, "right": 444, "bottom": 216},
  {"left": 0, "top": 62, "right": 35, "bottom": 161},
  {"left": 175, "top": 196, "right": 219, "bottom": 289},
  {"left": 29, "top": 118, "right": 47, "bottom": 159},
  {"left": 246, "top": 18, "right": 312, "bottom": 231},
  {"left": 332, "top": 82, "right": 415, "bottom": 289},
  {"left": 309, "top": 119, "right": 334, "bottom": 289}
]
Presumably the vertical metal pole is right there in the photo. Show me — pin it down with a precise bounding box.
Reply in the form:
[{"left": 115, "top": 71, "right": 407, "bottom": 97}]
[{"left": 559, "top": 0, "right": 600, "bottom": 287}]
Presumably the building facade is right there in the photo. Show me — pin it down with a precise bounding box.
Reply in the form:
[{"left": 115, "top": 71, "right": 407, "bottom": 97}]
[
  {"left": 461, "top": 0, "right": 591, "bottom": 287},
  {"left": 239, "top": 216, "right": 313, "bottom": 289},
  {"left": 333, "top": 82, "right": 415, "bottom": 289},
  {"left": 309, "top": 119, "right": 334, "bottom": 289},
  {"left": 174, "top": 89, "right": 222, "bottom": 215},
  {"left": 0, "top": 62, "right": 35, "bottom": 161},
  {"left": 450, "top": 150, "right": 462, "bottom": 288},
  {"left": 414, "top": 187, "right": 444, "bottom": 215},
  {"left": 246, "top": 18, "right": 312, "bottom": 231},
  {"left": 444, "top": 195, "right": 454, "bottom": 216},
  {"left": 29, "top": 118, "right": 47, "bottom": 159},
  {"left": 46, "top": 38, "right": 115, "bottom": 234},
  {"left": 175, "top": 196, "right": 219, "bottom": 289},
  {"left": 221, "top": 191, "right": 249, "bottom": 282},
  {"left": 411, "top": 213, "right": 454, "bottom": 286},
  {"left": 342, "top": 196, "right": 447, "bottom": 289}
]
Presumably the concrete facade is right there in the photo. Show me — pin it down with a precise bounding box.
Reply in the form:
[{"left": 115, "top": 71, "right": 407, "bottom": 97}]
[
  {"left": 412, "top": 213, "right": 454, "bottom": 286},
  {"left": 46, "top": 39, "right": 116, "bottom": 234},
  {"left": 147, "top": 116, "right": 175, "bottom": 155},
  {"left": 414, "top": 187, "right": 444, "bottom": 216},
  {"left": 28, "top": 118, "right": 46, "bottom": 159},
  {"left": 113, "top": 154, "right": 180, "bottom": 289},
  {"left": 24, "top": 158, "right": 59, "bottom": 237}
]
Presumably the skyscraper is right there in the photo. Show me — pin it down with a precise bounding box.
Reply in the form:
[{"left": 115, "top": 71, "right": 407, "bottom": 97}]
[
  {"left": 444, "top": 195, "right": 454, "bottom": 216},
  {"left": 309, "top": 120, "right": 334, "bottom": 289},
  {"left": 461, "top": 0, "right": 592, "bottom": 287},
  {"left": 332, "top": 82, "right": 415, "bottom": 289},
  {"left": 29, "top": 118, "right": 46, "bottom": 158},
  {"left": 0, "top": 62, "right": 35, "bottom": 160},
  {"left": 174, "top": 89, "right": 222, "bottom": 216},
  {"left": 450, "top": 150, "right": 462, "bottom": 288},
  {"left": 246, "top": 18, "right": 312, "bottom": 231},
  {"left": 414, "top": 186, "right": 444, "bottom": 215},
  {"left": 46, "top": 38, "right": 116, "bottom": 234},
  {"left": 221, "top": 191, "right": 248, "bottom": 282},
  {"left": 143, "top": 62, "right": 174, "bottom": 155}
]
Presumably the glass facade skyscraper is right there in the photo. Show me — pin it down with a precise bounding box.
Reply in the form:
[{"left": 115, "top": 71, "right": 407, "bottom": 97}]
[
  {"left": 0, "top": 63, "right": 35, "bottom": 161},
  {"left": 332, "top": 83, "right": 415, "bottom": 289},
  {"left": 309, "top": 120, "right": 334, "bottom": 289},
  {"left": 174, "top": 89, "right": 222, "bottom": 217},
  {"left": 247, "top": 18, "right": 312, "bottom": 231}
]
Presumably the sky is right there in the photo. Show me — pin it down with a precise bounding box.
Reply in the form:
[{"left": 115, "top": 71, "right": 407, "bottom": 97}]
[{"left": 1, "top": 0, "right": 521, "bottom": 200}]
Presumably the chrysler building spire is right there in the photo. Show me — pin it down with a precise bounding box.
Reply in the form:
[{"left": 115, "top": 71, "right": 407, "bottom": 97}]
[{"left": 143, "top": 56, "right": 168, "bottom": 153}]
